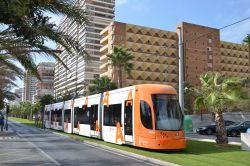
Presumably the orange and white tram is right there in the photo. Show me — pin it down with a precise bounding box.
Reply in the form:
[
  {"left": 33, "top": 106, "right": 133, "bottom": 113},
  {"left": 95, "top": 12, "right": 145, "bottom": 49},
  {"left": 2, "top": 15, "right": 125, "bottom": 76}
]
[{"left": 45, "top": 84, "right": 186, "bottom": 150}]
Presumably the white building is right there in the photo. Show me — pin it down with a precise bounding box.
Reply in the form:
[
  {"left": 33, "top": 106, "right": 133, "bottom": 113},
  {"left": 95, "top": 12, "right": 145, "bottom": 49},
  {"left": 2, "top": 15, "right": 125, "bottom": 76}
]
[
  {"left": 9, "top": 88, "right": 23, "bottom": 105},
  {"left": 23, "top": 71, "right": 37, "bottom": 102},
  {"left": 54, "top": 0, "right": 115, "bottom": 98}
]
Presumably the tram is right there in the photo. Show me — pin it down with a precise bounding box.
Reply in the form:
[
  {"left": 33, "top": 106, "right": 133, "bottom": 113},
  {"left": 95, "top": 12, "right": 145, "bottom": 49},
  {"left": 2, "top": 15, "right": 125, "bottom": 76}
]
[{"left": 45, "top": 84, "right": 186, "bottom": 150}]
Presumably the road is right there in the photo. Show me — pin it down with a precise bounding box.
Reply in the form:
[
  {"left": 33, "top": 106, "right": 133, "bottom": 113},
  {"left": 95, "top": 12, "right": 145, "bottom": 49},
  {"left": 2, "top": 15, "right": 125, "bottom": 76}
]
[{"left": 0, "top": 121, "right": 168, "bottom": 166}]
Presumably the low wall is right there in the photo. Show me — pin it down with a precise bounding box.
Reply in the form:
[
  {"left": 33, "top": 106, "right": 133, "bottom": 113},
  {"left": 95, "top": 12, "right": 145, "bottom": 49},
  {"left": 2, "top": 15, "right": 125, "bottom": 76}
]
[
  {"left": 241, "top": 133, "right": 250, "bottom": 151},
  {"left": 189, "top": 112, "right": 250, "bottom": 131}
]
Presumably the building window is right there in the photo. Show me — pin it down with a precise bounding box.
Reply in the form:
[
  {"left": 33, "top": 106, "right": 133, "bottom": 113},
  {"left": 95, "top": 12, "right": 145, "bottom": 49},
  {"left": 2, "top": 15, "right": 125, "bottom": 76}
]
[
  {"left": 207, "top": 63, "right": 213, "bottom": 68},
  {"left": 207, "top": 47, "right": 212, "bottom": 51}
]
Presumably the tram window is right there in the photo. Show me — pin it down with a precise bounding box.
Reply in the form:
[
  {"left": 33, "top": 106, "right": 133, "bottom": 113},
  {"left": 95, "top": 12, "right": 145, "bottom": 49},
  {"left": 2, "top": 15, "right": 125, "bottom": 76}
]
[
  {"left": 64, "top": 109, "right": 71, "bottom": 123},
  {"left": 45, "top": 111, "right": 49, "bottom": 121},
  {"left": 152, "top": 94, "right": 183, "bottom": 131},
  {"left": 51, "top": 110, "right": 55, "bottom": 121},
  {"left": 124, "top": 100, "right": 133, "bottom": 135},
  {"left": 90, "top": 104, "right": 98, "bottom": 130},
  {"left": 57, "top": 109, "right": 62, "bottom": 125},
  {"left": 82, "top": 105, "right": 90, "bottom": 124},
  {"left": 53, "top": 109, "right": 59, "bottom": 123},
  {"left": 140, "top": 100, "right": 153, "bottom": 129},
  {"left": 74, "top": 107, "right": 80, "bottom": 128},
  {"left": 104, "top": 104, "right": 122, "bottom": 126}
]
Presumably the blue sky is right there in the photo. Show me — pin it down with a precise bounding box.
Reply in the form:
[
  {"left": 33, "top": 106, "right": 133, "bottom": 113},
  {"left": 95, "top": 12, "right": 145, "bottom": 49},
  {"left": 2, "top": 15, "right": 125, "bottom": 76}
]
[
  {"left": 116, "top": 0, "right": 250, "bottom": 42},
  {"left": 16, "top": 0, "right": 250, "bottom": 88}
]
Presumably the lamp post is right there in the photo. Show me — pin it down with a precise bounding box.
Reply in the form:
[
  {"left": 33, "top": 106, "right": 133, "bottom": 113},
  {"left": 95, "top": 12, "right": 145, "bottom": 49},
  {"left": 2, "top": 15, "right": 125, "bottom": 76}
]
[
  {"left": 177, "top": 27, "right": 184, "bottom": 111},
  {"left": 5, "top": 104, "right": 9, "bottom": 131}
]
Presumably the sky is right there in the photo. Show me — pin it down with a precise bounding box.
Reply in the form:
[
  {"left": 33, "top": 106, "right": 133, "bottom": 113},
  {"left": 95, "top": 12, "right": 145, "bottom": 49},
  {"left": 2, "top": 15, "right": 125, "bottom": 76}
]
[
  {"left": 116, "top": 0, "right": 250, "bottom": 42},
  {"left": 16, "top": 0, "right": 250, "bottom": 88}
]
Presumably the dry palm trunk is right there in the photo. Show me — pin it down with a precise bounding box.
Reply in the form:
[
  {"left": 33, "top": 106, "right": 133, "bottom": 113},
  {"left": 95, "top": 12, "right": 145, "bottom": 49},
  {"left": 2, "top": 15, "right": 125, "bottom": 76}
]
[
  {"left": 215, "top": 112, "right": 228, "bottom": 145},
  {"left": 118, "top": 66, "right": 122, "bottom": 88},
  {"left": 112, "top": 66, "right": 120, "bottom": 88}
]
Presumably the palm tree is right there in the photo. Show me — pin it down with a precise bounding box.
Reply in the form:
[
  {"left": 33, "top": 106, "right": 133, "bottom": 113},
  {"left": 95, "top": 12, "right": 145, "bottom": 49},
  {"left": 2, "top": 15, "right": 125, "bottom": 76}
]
[
  {"left": 0, "top": 0, "right": 89, "bottom": 76},
  {"left": 243, "top": 34, "right": 250, "bottom": 47},
  {"left": 88, "top": 76, "right": 117, "bottom": 95},
  {"left": 107, "top": 46, "right": 134, "bottom": 88},
  {"left": 243, "top": 34, "right": 250, "bottom": 66},
  {"left": 183, "top": 82, "right": 196, "bottom": 114},
  {"left": 0, "top": 62, "right": 22, "bottom": 109},
  {"left": 194, "top": 72, "right": 247, "bottom": 145}
]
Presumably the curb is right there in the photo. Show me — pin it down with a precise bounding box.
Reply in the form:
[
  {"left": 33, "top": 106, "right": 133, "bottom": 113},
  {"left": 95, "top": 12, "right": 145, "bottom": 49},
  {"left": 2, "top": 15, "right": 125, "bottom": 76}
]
[{"left": 51, "top": 131, "right": 179, "bottom": 166}]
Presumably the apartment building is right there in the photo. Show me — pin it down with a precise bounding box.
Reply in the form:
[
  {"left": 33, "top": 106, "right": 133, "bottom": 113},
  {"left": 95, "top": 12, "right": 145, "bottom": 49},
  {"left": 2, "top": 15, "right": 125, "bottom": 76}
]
[
  {"left": 54, "top": 0, "right": 115, "bottom": 98},
  {"left": 34, "top": 62, "right": 55, "bottom": 101},
  {"left": 220, "top": 41, "right": 249, "bottom": 78},
  {"left": 9, "top": 88, "right": 23, "bottom": 105},
  {"left": 100, "top": 21, "right": 179, "bottom": 88},
  {"left": 23, "top": 71, "right": 37, "bottom": 102},
  {"left": 100, "top": 21, "right": 249, "bottom": 88}
]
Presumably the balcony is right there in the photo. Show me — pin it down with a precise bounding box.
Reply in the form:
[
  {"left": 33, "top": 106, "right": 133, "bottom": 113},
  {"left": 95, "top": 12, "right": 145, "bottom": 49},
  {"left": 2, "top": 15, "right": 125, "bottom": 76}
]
[
  {"left": 100, "top": 35, "right": 109, "bottom": 44},
  {"left": 100, "top": 55, "right": 108, "bottom": 62},
  {"left": 100, "top": 44, "right": 108, "bottom": 53},
  {"left": 100, "top": 26, "right": 109, "bottom": 36},
  {"left": 100, "top": 62, "right": 108, "bottom": 70}
]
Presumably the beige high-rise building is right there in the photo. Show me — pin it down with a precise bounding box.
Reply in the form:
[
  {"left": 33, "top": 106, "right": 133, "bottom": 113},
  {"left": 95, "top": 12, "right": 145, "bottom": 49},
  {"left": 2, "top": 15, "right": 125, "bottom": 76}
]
[
  {"left": 100, "top": 21, "right": 249, "bottom": 88},
  {"left": 100, "top": 21, "right": 179, "bottom": 88},
  {"left": 34, "top": 62, "right": 55, "bottom": 101},
  {"left": 54, "top": 0, "right": 115, "bottom": 98},
  {"left": 220, "top": 41, "right": 249, "bottom": 78}
]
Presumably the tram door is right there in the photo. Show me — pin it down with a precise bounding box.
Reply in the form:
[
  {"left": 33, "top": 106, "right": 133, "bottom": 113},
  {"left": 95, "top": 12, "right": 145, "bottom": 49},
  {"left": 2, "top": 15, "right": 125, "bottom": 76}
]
[
  {"left": 89, "top": 104, "right": 98, "bottom": 137},
  {"left": 124, "top": 100, "right": 133, "bottom": 142}
]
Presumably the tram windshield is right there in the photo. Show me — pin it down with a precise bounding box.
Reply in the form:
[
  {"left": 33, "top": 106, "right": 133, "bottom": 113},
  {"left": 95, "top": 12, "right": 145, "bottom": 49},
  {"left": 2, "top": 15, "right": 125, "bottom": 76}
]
[{"left": 152, "top": 94, "right": 183, "bottom": 131}]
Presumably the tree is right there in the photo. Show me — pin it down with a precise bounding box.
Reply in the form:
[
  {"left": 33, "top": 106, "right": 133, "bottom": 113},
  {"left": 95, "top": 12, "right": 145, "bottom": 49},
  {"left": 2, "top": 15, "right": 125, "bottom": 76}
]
[
  {"left": 88, "top": 76, "right": 117, "bottom": 95},
  {"left": 0, "top": 0, "right": 89, "bottom": 76},
  {"left": 19, "top": 101, "right": 33, "bottom": 119},
  {"left": 107, "top": 46, "right": 134, "bottom": 88},
  {"left": 194, "top": 72, "right": 247, "bottom": 145},
  {"left": 38, "top": 94, "right": 54, "bottom": 107},
  {"left": 31, "top": 102, "right": 41, "bottom": 119},
  {"left": 56, "top": 89, "right": 74, "bottom": 102},
  {"left": 243, "top": 34, "right": 250, "bottom": 48},
  {"left": 0, "top": 62, "right": 21, "bottom": 109},
  {"left": 184, "top": 82, "right": 196, "bottom": 115},
  {"left": 37, "top": 94, "right": 54, "bottom": 128}
]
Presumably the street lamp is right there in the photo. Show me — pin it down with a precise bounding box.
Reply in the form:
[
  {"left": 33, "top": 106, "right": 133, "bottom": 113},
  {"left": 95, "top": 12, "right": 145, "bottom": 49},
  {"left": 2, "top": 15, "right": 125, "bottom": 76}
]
[
  {"left": 5, "top": 103, "right": 9, "bottom": 131},
  {"left": 177, "top": 27, "right": 184, "bottom": 111}
]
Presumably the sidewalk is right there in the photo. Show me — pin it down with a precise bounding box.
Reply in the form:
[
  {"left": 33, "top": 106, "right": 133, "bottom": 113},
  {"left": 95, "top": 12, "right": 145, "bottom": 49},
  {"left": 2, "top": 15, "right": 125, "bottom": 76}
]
[
  {"left": 0, "top": 124, "right": 15, "bottom": 137},
  {"left": 185, "top": 132, "right": 241, "bottom": 145}
]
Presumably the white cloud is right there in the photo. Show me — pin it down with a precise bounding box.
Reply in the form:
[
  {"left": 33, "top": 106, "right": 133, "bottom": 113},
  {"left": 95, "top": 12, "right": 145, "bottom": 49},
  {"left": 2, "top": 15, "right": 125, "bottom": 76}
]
[{"left": 116, "top": 0, "right": 129, "bottom": 6}]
